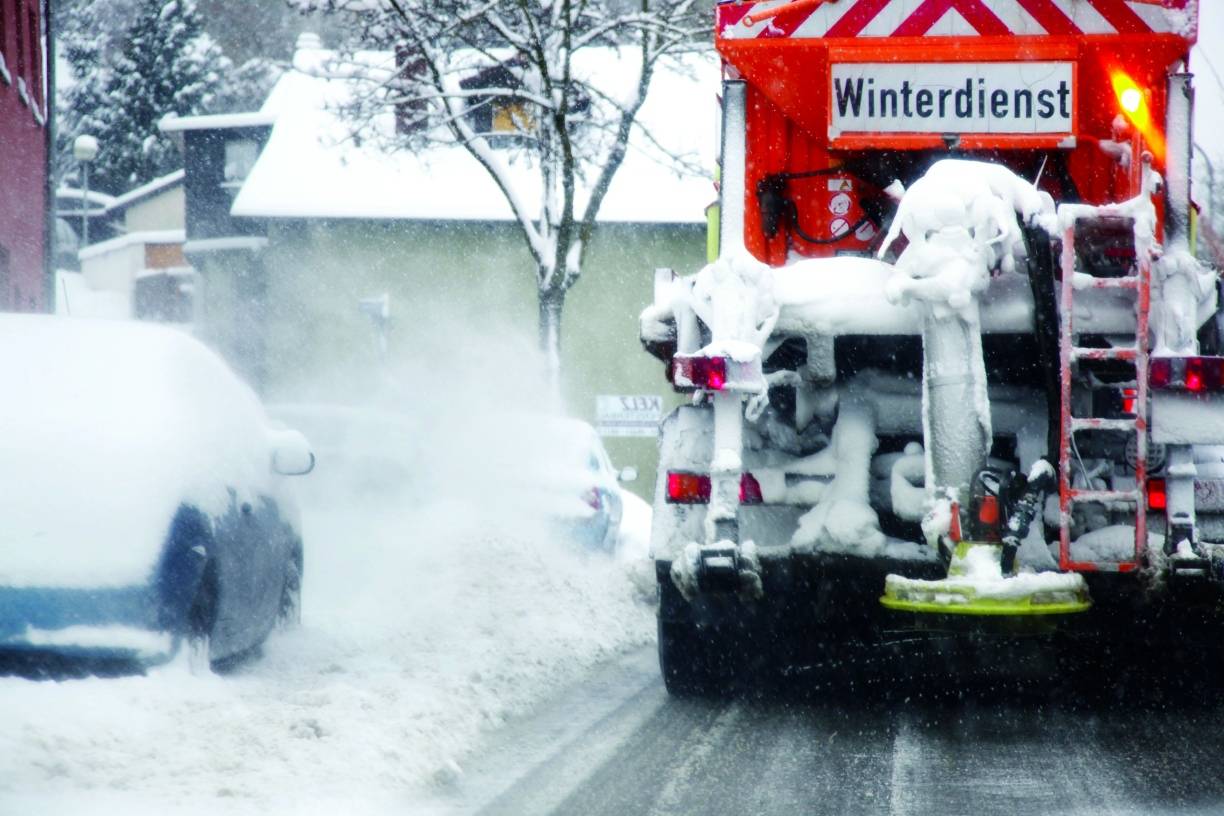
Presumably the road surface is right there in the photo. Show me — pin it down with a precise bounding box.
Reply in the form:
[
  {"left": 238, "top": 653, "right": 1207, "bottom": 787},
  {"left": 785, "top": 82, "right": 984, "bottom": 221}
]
[{"left": 419, "top": 643, "right": 1224, "bottom": 816}]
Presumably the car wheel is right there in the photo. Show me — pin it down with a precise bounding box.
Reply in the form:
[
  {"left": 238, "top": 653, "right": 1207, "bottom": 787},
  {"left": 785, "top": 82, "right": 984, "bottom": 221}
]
[
  {"left": 186, "top": 563, "right": 218, "bottom": 672},
  {"left": 277, "top": 549, "right": 303, "bottom": 629}
]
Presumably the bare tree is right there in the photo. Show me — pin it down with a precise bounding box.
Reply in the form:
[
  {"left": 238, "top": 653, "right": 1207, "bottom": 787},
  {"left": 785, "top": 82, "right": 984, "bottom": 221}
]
[{"left": 292, "top": 0, "right": 706, "bottom": 387}]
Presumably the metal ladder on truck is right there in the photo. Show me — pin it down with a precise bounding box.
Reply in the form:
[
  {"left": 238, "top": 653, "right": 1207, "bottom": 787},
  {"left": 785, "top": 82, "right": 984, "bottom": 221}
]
[{"left": 1057, "top": 222, "right": 1151, "bottom": 572}]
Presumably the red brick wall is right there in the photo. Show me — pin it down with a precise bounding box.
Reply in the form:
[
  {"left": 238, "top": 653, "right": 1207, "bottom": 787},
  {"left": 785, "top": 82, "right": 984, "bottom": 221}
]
[{"left": 0, "top": 0, "right": 45, "bottom": 311}]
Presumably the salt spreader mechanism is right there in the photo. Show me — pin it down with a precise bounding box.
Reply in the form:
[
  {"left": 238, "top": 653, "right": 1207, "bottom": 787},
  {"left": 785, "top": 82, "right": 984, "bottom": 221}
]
[
  {"left": 639, "top": 0, "right": 1220, "bottom": 693},
  {"left": 879, "top": 463, "right": 1093, "bottom": 618}
]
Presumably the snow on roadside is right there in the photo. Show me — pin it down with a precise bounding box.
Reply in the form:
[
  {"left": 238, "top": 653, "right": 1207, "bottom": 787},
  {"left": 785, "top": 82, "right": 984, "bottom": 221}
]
[
  {"left": 615, "top": 487, "right": 656, "bottom": 600},
  {"left": 0, "top": 476, "right": 654, "bottom": 815}
]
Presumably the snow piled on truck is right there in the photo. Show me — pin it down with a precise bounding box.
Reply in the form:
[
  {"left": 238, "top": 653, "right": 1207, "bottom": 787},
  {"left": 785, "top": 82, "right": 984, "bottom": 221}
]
[{"left": 884, "top": 544, "right": 1086, "bottom": 608}]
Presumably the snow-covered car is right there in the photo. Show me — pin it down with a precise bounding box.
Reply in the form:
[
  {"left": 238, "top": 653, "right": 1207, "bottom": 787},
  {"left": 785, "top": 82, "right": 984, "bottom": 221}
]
[
  {"left": 0, "top": 316, "right": 313, "bottom": 666},
  {"left": 554, "top": 419, "right": 636, "bottom": 552}
]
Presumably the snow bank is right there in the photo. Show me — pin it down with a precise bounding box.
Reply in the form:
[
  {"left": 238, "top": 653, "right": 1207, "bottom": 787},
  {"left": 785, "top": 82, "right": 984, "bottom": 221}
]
[
  {"left": 54, "top": 271, "right": 131, "bottom": 320},
  {"left": 615, "top": 489, "right": 656, "bottom": 599},
  {"left": 616, "top": 489, "right": 653, "bottom": 559},
  {"left": 0, "top": 316, "right": 275, "bottom": 588},
  {"left": 0, "top": 446, "right": 653, "bottom": 816}
]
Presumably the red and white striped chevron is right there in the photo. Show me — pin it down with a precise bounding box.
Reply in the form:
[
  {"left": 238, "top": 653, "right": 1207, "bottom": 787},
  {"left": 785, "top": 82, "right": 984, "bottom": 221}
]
[{"left": 716, "top": 0, "right": 1197, "bottom": 40}]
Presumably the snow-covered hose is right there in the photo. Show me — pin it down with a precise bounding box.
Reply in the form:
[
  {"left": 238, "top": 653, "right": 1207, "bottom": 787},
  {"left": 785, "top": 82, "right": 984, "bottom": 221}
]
[
  {"left": 922, "top": 313, "right": 990, "bottom": 503},
  {"left": 1000, "top": 459, "right": 1056, "bottom": 574}
]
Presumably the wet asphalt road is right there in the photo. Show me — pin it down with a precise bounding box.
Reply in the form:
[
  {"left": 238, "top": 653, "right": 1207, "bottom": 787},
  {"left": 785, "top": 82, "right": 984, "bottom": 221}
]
[{"left": 424, "top": 644, "right": 1224, "bottom": 816}]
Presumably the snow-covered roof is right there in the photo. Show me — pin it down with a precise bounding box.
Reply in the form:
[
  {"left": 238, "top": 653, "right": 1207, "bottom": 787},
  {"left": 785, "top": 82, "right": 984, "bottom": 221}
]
[
  {"left": 56, "top": 186, "right": 118, "bottom": 212},
  {"left": 58, "top": 171, "right": 184, "bottom": 218},
  {"left": 78, "top": 229, "right": 185, "bottom": 261},
  {"left": 107, "top": 169, "right": 185, "bottom": 212},
  {"left": 158, "top": 111, "right": 278, "bottom": 132},
  {"left": 183, "top": 236, "right": 268, "bottom": 254},
  {"left": 230, "top": 45, "right": 719, "bottom": 224}
]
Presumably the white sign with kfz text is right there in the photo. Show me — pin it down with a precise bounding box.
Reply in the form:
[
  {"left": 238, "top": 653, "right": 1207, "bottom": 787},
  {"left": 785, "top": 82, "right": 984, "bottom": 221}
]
[
  {"left": 596, "top": 395, "right": 663, "bottom": 437},
  {"left": 830, "top": 62, "right": 1073, "bottom": 136}
]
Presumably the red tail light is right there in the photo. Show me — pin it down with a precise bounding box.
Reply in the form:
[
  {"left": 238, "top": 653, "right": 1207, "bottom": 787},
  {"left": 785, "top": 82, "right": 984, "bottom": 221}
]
[
  {"left": 1186, "top": 357, "right": 1205, "bottom": 392},
  {"left": 1148, "top": 478, "right": 1167, "bottom": 511},
  {"left": 672, "top": 356, "right": 728, "bottom": 391},
  {"left": 1121, "top": 387, "right": 1137, "bottom": 415},
  {"left": 665, "top": 471, "right": 765, "bottom": 505},
  {"left": 739, "top": 472, "right": 763, "bottom": 505},
  {"left": 584, "top": 487, "right": 603, "bottom": 511},
  {"left": 702, "top": 358, "right": 727, "bottom": 390},
  {"left": 1150, "top": 357, "right": 1224, "bottom": 392},
  {"left": 667, "top": 472, "right": 711, "bottom": 504}
]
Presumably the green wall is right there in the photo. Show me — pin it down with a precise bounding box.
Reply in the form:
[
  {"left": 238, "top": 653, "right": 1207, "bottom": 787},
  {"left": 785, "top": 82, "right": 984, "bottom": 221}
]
[
  {"left": 254, "top": 218, "right": 704, "bottom": 498},
  {"left": 563, "top": 223, "right": 702, "bottom": 498}
]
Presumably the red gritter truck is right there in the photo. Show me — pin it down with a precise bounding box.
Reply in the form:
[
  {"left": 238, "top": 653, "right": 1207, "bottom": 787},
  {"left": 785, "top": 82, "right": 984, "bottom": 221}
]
[{"left": 640, "top": 0, "right": 1221, "bottom": 693}]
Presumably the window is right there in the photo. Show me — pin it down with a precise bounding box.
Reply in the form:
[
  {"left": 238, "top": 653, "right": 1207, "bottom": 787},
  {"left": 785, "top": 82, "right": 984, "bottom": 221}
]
[
  {"left": 459, "top": 58, "right": 538, "bottom": 145},
  {"left": 222, "top": 138, "right": 259, "bottom": 190},
  {"left": 491, "top": 99, "right": 535, "bottom": 135}
]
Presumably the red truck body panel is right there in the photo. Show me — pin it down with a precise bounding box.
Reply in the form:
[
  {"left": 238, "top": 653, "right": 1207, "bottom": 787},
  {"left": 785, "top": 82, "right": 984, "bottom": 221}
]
[{"left": 714, "top": 0, "right": 1196, "bottom": 265}]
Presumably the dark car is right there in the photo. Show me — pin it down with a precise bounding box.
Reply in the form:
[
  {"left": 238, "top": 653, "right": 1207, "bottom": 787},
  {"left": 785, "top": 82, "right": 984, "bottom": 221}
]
[{"left": 0, "top": 315, "right": 313, "bottom": 667}]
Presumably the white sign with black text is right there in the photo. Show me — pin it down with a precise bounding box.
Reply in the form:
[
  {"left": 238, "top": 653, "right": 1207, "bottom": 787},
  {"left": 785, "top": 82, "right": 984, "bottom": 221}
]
[
  {"left": 830, "top": 62, "right": 1073, "bottom": 136},
  {"left": 596, "top": 395, "right": 664, "bottom": 438}
]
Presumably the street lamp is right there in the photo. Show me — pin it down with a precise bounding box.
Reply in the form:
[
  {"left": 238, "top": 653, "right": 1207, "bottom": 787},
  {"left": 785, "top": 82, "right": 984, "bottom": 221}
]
[{"left": 72, "top": 134, "right": 99, "bottom": 248}]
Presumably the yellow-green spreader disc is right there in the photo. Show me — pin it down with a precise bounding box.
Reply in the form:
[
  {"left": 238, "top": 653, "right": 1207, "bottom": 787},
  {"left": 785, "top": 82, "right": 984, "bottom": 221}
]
[{"left": 880, "top": 541, "right": 1092, "bottom": 617}]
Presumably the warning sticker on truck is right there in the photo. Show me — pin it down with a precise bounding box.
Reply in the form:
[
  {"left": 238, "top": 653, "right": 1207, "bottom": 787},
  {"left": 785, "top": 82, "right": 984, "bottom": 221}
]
[{"left": 829, "top": 62, "right": 1073, "bottom": 136}]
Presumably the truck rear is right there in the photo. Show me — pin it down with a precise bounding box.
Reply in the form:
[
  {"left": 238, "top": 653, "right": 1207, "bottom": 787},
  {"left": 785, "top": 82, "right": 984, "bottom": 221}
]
[{"left": 640, "top": 0, "right": 1220, "bottom": 692}]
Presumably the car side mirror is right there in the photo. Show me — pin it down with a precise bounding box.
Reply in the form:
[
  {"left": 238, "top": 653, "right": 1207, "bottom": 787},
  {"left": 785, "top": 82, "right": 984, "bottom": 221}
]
[
  {"left": 618, "top": 465, "right": 638, "bottom": 483},
  {"left": 270, "top": 429, "right": 316, "bottom": 476}
]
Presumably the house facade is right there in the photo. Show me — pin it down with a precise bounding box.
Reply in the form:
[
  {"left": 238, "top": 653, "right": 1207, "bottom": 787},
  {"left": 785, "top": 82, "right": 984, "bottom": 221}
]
[
  {"left": 160, "top": 111, "right": 275, "bottom": 387},
  {"left": 56, "top": 170, "right": 193, "bottom": 320},
  {"left": 0, "top": 0, "right": 47, "bottom": 311}
]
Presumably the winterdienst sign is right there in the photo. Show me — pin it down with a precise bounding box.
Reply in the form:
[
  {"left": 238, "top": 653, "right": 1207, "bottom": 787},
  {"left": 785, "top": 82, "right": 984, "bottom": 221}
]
[{"left": 829, "top": 62, "right": 1073, "bottom": 137}]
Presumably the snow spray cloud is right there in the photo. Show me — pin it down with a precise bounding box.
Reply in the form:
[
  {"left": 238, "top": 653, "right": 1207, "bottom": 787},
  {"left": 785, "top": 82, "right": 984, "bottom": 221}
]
[{"left": 268, "top": 309, "right": 593, "bottom": 540}]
